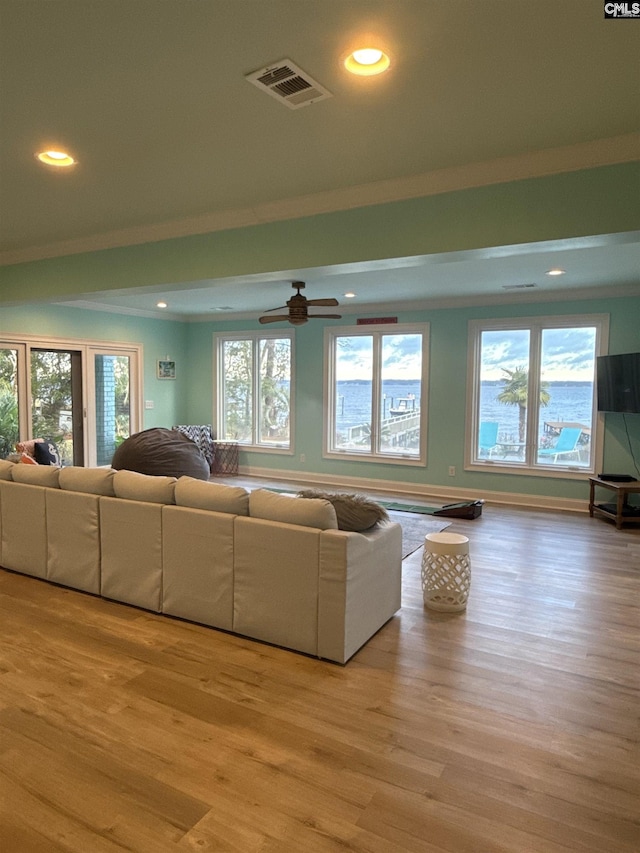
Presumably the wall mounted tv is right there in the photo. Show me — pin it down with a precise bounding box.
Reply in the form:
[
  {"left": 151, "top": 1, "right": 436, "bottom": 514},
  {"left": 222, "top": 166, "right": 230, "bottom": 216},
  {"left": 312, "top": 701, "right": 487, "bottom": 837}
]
[{"left": 596, "top": 352, "right": 640, "bottom": 414}]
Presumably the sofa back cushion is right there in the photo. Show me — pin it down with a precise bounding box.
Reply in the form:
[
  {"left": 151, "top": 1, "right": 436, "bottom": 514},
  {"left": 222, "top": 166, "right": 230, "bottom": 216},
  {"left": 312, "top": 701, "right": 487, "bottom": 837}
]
[
  {"left": 174, "top": 476, "right": 249, "bottom": 515},
  {"left": 113, "top": 469, "right": 176, "bottom": 504},
  {"left": 10, "top": 464, "right": 60, "bottom": 487},
  {"left": 59, "top": 466, "right": 117, "bottom": 496},
  {"left": 0, "top": 460, "right": 14, "bottom": 480},
  {"left": 249, "top": 488, "right": 338, "bottom": 530},
  {"left": 297, "top": 489, "right": 389, "bottom": 531}
]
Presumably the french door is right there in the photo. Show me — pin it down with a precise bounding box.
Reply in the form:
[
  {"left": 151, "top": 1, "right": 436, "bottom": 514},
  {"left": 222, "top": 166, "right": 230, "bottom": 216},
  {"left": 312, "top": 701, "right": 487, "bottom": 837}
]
[{"left": 0, "top": 336, "right": 141, "bottom": 466}]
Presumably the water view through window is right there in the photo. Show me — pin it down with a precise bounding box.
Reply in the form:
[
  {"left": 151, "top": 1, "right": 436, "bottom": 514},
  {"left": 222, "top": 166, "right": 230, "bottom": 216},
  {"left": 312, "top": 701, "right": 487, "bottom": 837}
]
[
  {"left": 330, "top": 329, "right": 427, "bottom": 460},
  {"left": 475, "top": 323, "right": 598, "bottom": 469}
]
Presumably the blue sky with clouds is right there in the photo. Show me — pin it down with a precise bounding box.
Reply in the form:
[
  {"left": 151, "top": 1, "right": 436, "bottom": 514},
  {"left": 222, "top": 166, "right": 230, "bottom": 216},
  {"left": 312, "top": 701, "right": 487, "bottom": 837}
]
[
  {"left": 334, "top": 326, "right": 598, "bottom": 383},
  {"left": 336, "top": 333, "right": 423, "bottom": 380},
  {"left": 481, "top": 327, "right": 597, "bottom": 382}
]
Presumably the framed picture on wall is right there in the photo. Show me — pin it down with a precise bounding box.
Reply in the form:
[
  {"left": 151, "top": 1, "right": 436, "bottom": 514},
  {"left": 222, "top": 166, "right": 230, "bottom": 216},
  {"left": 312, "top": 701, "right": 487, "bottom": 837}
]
[{"left": 157, "top": 359, "right": 176, "bottom": 379}]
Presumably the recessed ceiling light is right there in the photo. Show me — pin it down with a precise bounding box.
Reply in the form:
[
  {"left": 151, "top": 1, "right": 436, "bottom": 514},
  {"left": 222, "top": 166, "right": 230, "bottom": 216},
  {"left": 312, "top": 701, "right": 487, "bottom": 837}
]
[
  {"left": 546, "top": 268, "right": 566, "bottom": 276},
  {"left": 156, "top": 301, "right": 168, "bottom": 308},
  {"left": 344, "top": 292, "right": 357, "bottom": 298},
  {"left": 344, "top": 48, "right": 390, "bottom": 76},
  {"left": 36, "top": 150, "right": 76, "bottom": 167}
]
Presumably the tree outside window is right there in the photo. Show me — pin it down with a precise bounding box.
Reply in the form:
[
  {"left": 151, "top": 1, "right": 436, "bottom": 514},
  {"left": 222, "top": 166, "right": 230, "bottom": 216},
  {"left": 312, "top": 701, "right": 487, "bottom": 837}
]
[
  {"left": 217, "top": 333, "right": 292, "bottom": 448},
  {"left": 469, "top": 316, "right": 607, "bottom": 473}
]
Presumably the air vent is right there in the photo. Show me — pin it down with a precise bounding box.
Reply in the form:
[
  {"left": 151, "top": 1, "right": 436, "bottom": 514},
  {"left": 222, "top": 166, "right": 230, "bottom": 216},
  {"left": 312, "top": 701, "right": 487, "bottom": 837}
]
[
  {"left": 245, "top": 59, "right": 333, "bottom": 110},
  {"left": 502, "top": 283, "right": 537, "bottom": 290}
]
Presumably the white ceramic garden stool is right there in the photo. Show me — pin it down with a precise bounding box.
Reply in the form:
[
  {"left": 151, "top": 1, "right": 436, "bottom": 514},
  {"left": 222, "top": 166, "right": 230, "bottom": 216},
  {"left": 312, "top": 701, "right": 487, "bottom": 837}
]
[{"left": 421, "top": 532, "right": 471, "bottom": 612}]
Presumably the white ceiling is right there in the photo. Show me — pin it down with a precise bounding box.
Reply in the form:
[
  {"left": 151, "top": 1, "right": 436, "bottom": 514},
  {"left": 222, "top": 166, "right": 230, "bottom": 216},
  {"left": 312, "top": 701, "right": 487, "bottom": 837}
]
[{"left": 1, "top": 0, "right": 639, "bottom": 320}]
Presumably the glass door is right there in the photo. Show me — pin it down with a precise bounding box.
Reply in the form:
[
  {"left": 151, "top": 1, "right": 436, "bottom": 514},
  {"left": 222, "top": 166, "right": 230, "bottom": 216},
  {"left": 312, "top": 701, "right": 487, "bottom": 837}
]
[
  {"left": 0, "top": 345, "right": 25, "bottom": 458},
  {"left": 86, "top": 346, "right": 140, "bottom": 466},
  {"left": 92, "top": 352, "right": 133, "bottom": 466},
  {"left": 30, "top": 348, "right": 84, "bottom": 466}
]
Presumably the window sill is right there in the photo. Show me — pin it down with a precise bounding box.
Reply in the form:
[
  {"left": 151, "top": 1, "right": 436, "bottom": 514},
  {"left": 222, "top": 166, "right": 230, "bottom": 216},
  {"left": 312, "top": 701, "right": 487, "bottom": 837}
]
[
  {"left": 466, "top": 460, "right": 595, "bottom": 480},
  {"left": 324, "top": 449, "right": 425, "bottom": 466}
]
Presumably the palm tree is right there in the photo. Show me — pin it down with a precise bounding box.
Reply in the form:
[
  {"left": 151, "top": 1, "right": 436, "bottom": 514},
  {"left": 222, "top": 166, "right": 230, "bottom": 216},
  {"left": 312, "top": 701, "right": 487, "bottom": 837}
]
[{"left": 496, "top": 367, "right": 550, "bottom": 442}]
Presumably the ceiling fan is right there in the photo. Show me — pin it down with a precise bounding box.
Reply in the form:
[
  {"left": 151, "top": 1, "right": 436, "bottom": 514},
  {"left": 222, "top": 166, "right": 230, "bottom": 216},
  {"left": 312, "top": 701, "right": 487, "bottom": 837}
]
[{"left": 258, "top": 281, "right": 341, "bottom": 325}]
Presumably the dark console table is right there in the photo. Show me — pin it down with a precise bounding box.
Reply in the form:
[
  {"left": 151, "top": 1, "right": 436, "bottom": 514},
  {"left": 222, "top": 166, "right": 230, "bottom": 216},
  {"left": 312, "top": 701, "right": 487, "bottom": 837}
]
[{"left": 588, "top": 477, "right": 640, "bottom": 529}]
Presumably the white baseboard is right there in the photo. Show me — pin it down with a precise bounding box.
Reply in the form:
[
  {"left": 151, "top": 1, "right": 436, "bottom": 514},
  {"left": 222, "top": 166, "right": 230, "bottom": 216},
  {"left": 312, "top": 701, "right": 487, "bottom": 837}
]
[{"left": 238, "top": 464, "right": 589, "bottom": 514}]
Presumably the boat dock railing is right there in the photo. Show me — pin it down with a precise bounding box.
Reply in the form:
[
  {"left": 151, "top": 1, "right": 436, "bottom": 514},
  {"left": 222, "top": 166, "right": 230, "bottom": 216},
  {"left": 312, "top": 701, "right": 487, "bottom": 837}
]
[{"left": 343, "top": 410, "right": 421, "bottom": 448}]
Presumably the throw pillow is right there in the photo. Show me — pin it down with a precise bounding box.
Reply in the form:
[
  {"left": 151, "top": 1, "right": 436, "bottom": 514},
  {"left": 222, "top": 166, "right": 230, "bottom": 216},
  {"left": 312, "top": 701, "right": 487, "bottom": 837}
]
[
  {"left": 33, "top": 440, "right": 62, "bottom": 467},
  {"left": 19, "top": 451, "right": 38, "bottom": 465},
  {"left": 16, "top": 439, "right": 42, "bottom": 457},
  {"left": 297, "top": 489, "right": 389, "bottom": 531}
]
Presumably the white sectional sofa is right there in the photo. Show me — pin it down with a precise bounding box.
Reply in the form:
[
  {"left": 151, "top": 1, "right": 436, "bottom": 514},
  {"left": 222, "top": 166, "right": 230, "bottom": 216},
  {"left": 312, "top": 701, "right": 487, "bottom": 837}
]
[{"left": 0, "top": 461, "right": 402, "bottom": 663}]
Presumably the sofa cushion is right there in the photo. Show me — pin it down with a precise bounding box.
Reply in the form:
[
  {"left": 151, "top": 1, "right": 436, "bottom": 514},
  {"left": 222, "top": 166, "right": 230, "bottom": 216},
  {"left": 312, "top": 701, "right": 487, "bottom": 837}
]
[
  {"left": 10, "top": 464, "right": 61, "bottom": 487},
  {"left": 249, "top": 488, "right": 338, "bottom": 530},
  {"left": 0, "top": 459, "right": 14, "bottom": 480},
  {"left": 297, "top": 489, "right": 388, "bottom": 531},
  {"left": 175, "top": 476, "right": 249, "bottom": 515},
  {"left": 113, "top": 469, "right": 176, "bottom": 504},
  {"left": 33, "top": 440, "right": 62, "bottom": 467},
  {"left": 59, "top": 466, "right": 117, "bottom": 496},
  {"left": 111, "top": 427, "right": 210, "bottom": 480}
]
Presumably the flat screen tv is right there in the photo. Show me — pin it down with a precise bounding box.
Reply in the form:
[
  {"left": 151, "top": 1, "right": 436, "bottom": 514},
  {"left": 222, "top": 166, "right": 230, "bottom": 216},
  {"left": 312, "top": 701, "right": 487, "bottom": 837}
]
[{"left": 596, "top": 352, "right": 640, "bottom": 414}]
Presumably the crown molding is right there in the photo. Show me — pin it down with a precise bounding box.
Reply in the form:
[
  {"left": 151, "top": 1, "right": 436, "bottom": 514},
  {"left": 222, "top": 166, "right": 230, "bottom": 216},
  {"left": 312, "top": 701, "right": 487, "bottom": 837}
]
[{"left": 2, "top": 133, "right": 638, "bottom": 267}]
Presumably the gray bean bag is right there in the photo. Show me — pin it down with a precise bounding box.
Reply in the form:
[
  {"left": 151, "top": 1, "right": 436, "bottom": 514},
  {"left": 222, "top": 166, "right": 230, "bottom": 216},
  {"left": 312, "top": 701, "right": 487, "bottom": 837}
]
[{"left": 111, "top": 428, "right": 210, "bottom": 480}]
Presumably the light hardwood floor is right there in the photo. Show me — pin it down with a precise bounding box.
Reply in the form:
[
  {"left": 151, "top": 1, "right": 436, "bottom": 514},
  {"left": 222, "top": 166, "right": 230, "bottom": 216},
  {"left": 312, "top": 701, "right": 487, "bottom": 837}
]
[{"left": 0, "top": 479, "right": 638, "bottom": 852}]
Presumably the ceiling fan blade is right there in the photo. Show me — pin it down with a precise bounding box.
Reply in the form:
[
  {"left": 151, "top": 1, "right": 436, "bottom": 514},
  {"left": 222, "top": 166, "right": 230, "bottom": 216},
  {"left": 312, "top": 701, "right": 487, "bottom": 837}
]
[
  {"left": 306, "top": 298, "right": 339, "bottom": 307},
  {"left": 258, "top": 314, "right": 290, "bottom": 324},
  {"left": 262, "top": 304, "right": 288, "bottom": 313},
  {"left": 308, "top": 313, "right": 342, "bottom": 319}
]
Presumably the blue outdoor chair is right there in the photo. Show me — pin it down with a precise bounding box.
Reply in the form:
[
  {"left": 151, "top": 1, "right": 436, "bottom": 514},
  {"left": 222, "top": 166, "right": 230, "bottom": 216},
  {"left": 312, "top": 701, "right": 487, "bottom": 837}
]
[
  {"left": 478, "top": 421, "right": 499, "bottom": 457},
  {"left": 538, "top": 426, "right": 582, "bottom": 463}
]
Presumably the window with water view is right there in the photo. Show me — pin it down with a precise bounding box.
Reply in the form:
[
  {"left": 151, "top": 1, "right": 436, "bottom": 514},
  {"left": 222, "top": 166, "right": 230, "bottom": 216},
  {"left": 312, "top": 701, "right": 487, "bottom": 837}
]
[
  {"left": 325, "top": 324, "right": 428, "bottom": 463},
  {"left": 468, "top": 316, "right": 607, "bottom": 474}
]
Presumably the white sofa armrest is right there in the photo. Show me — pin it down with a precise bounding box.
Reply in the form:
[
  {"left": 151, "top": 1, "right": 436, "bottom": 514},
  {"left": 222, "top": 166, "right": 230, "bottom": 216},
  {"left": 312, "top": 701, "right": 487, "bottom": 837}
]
[{"left": 318, "top": 520, "right": 402, "bottom": 663}]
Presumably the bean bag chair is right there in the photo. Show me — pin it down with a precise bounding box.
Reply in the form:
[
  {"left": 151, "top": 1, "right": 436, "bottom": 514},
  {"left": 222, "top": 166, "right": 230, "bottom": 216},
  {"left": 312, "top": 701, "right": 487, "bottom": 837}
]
[{"left": 111, "top": 428, "right": 210, "bottom": 480}]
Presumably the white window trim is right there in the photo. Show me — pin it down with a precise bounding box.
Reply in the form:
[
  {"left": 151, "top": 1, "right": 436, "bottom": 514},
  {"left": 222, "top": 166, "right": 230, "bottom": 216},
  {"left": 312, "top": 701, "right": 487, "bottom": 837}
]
[
  {"left": 323, "top": 322, "right": 429, "bottom": 467},
  {"left": 464, "top": 314, "right": 609, "bottom": 479},
  {"left": 213, "top": 330, "right": 295, "bottom": 454}
]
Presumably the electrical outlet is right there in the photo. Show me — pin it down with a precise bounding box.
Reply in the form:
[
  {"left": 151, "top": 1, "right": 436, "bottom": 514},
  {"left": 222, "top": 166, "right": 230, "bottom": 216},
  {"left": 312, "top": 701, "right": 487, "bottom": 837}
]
[
  {"left": 448, "top": 465, "right": 456, "bottom": 476},
  {"left": 300, "top": 453, "right": 306, "bottom": 463},
  {"left": 145, "top": 400, "right": 154, "bottom": 409}
]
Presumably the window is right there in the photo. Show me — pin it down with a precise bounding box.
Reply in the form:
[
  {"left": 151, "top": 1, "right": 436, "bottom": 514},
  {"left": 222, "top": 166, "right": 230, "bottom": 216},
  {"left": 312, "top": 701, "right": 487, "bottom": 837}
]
[
  {"left": 324, "top": 323, "right": 429, "bottom": 464},
  {"left": 215, "top": 332, "right": 293, "bottom": 450},
  {"left": 466, "top": 315, "right": 608, "bottom": 476},
  {"left": 0, "top": 335, "right": 141, "bottom": 466}
]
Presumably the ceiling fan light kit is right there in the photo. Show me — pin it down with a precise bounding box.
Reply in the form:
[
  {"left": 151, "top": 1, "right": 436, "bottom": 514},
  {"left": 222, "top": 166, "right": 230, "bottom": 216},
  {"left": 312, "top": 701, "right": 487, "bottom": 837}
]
[{"left": 259, "top": 282, "right": 341, "bottom": 325}]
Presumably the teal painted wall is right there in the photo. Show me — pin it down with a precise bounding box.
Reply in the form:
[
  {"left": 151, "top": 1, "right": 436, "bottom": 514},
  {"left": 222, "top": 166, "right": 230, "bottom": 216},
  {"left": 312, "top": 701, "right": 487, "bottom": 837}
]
[
  {"left": 2, "top": 163, "right": 639, "bottom": 500},
  {"left": 0, "top": 304, "right": 188, "bottom": 429},
  {"left": 1, "top": 163, "right": 639, "bottom": 304},
  {"left": 188, "top": 295, "right": 640, "bottom": 501},
  {"left": 1, "top": 294, "right": 638, "bottom": 500}
]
